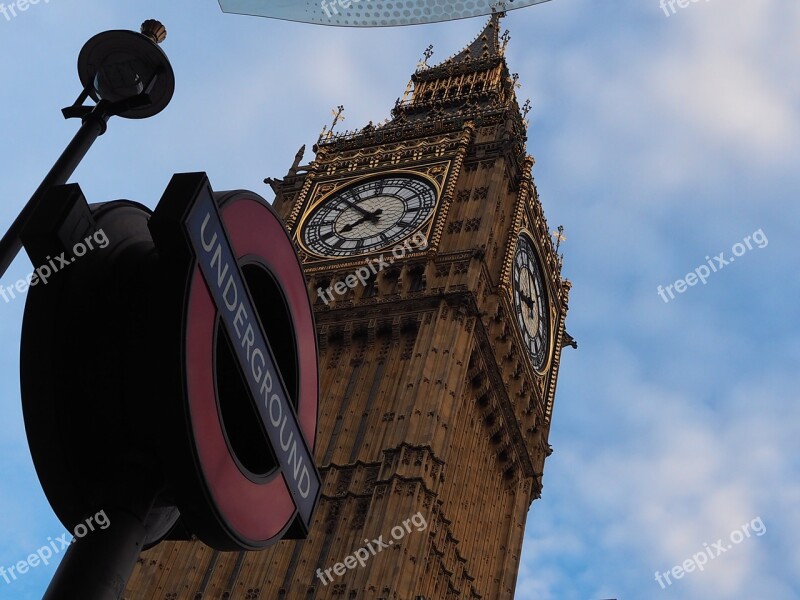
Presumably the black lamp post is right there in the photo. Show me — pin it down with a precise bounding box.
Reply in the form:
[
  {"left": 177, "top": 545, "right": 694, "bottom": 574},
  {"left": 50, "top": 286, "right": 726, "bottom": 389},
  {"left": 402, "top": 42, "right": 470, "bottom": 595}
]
[
  {"left": 1, "top": 20, "right": 174, "bottom": 600},
  {"left": 0, "top": 19, "right": 174, "bottom": 280}
]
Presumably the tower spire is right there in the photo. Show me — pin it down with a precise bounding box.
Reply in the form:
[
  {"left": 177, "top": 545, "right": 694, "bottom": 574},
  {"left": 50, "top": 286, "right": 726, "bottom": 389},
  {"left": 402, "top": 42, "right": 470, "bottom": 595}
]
[
  {"left": 321, "top": 11, "right": 528, "bottom": 152},
  {"left": 386, "top": 9, "right": 527, "bottom": 138},
  {"left": 428, "top": 11, "right": 506, "bottom": 68}
]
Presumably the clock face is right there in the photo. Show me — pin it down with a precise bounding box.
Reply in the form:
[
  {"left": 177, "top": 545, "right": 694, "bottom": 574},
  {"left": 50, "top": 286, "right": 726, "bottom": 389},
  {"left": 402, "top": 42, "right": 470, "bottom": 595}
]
[
  {"left": 301, "top": 175, "right": 437, "bottom": 257},
  {"left": 512, "top": 234, "right": 550, "bottom": 370}
]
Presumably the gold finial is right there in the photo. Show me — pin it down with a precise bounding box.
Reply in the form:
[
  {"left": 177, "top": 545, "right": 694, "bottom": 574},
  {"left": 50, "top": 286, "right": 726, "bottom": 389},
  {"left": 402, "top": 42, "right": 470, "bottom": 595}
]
[
  {"left": 490, "top": 2, "right": 508, "bottom": 17},
  {"left": 522, "top": 99, "right": 532, "bottom": 115},
  {"left": 417, "top": 44, "right": 434, "bottom": 70},
  {"left": 330, "top": 105, "right": 346, "bottom": 129},
  {"left": 522, "top": 99, "right": 532, "bottom": 127},
  {"left": 141, "top": 19, "right": 167, "bottom": 44},
  {"left": 319, "top": 106, "right": 345, "bottom": 142},
  {"left": 552, "top": 226, "right": 566, "bottom": 253},
  {"left": 501, "top": 29, "right": 511, "bottom": 54}
]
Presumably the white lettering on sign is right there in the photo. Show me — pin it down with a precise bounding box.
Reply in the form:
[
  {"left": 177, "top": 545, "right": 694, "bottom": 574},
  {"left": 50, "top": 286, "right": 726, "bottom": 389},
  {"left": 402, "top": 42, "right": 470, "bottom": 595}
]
[{"left": 197, "top": 211, "right": 312, "bottom": 500}]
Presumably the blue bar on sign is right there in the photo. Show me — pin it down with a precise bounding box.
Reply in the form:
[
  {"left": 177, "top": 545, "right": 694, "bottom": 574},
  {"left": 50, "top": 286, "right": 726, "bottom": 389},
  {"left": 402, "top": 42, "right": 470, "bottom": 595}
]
[{"left": 185, "top": 186, "right": 319, "bottom": 527}]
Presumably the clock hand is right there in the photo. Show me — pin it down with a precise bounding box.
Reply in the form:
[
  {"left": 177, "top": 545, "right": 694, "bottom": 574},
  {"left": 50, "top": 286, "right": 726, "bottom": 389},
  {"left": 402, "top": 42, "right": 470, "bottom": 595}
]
[
  {"left": 340, "top": 216, "right": 369, "bottom": 233},
  {"left": 341, "top": 196, "right": 381, "bottom": 222},
  {"left": 519, "top": 292, "right": 535, "bottom": 309},
  {"left": 519, "top": 296, "right": 536, "bottom": 328},
  {"left": 339, "top": 207, "right": 385, "bottom": 233}
]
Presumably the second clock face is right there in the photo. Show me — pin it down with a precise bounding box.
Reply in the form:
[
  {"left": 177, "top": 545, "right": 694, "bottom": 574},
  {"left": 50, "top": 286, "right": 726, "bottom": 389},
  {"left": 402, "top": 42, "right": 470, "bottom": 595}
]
[
  {"left": 301, "top": 175, "right": 437, "bottom": 257},
  {"left": 513, "top": 233, "right": 550, "bottom": 371}
]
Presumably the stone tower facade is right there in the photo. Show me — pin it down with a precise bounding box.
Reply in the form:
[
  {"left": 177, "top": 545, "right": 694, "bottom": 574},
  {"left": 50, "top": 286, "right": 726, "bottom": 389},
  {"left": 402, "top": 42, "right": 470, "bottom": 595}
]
[{"left": 126, "top": 13, "right": 572, "bottom": 600}]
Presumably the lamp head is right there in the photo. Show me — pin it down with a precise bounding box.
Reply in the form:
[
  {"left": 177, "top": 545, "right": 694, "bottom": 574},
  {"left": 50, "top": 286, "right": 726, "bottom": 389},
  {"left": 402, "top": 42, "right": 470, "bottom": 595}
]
[{"left": 77, "top": 20, "right": 174, "bottom": 119}]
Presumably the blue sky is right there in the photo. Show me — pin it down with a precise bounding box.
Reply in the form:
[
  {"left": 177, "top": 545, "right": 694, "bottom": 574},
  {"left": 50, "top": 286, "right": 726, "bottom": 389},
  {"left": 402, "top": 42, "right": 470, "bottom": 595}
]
[{"left": 1, "top": 1, "right": 798, "bottom": 598}]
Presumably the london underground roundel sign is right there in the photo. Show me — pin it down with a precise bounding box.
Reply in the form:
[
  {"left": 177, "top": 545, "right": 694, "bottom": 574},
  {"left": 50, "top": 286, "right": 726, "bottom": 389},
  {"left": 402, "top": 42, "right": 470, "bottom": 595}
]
[{"left": 150, "top": 172, "right": 320, "bottom": 550}]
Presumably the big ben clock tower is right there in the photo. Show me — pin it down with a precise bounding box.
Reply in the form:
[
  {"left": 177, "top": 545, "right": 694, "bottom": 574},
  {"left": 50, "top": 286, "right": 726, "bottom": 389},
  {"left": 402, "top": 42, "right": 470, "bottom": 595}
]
[{"left": 126, "top": 13, "right": 573, "bottom": 600}]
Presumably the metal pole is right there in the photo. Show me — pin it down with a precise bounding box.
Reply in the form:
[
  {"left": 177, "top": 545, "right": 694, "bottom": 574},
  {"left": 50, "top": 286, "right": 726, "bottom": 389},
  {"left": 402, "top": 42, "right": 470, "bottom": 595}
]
[
  {"left": 42, "top": 493, "right": 156, "bottom": 600},
  {"left": 0, "top": 102, "right": 111, "bottom": 279}
]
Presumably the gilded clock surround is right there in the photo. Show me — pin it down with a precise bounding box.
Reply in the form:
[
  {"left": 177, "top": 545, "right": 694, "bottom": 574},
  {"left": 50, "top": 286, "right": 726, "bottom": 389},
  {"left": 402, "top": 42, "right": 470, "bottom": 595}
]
[
  {"left": 511, "top": 228, "right": 555, "bottom": 375},
  {"left": 126, "top": 13, "right": 573, "bottom": 600},
  {"left": 295, "top": 166, "right": 449, "bottom": 261}
]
